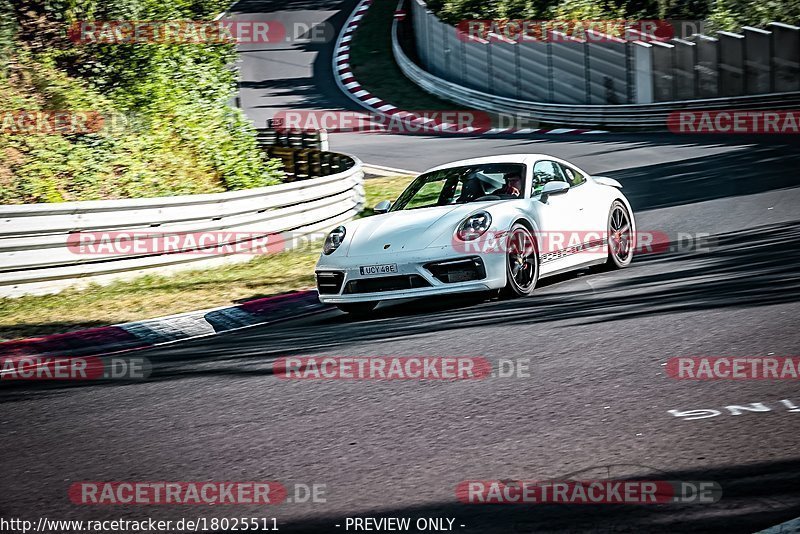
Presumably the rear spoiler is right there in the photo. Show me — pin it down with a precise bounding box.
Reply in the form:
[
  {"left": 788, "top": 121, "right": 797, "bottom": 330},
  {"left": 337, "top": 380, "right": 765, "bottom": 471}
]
[{"left": 592, "top": 176, "right": 623, "bottom": 188}]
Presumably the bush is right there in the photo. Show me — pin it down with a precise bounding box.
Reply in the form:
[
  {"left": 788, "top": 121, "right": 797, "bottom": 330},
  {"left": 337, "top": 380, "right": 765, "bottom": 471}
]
[
  {"left": 0, "top": 0, "right": 284, "bottom": 204},
  {"left": 426, "top": 0, "right": 799, "bottom": 27}
]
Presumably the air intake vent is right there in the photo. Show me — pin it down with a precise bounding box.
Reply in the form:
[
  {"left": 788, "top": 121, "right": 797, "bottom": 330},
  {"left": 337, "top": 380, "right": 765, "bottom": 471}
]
[
  {"left": 424, "top": 257, "right": 486, "bottom": 283},
  {"left": 316, "top": 271, "right": 345, "bottom": 294},
  {"left": 343, "top": 275, "right": 431, "bottom": 294}
]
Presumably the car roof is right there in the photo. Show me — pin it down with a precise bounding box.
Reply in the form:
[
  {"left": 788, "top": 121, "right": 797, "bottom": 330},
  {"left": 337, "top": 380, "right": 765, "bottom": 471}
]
[{"left": 423, "top": 154, "right": 555, "bottom": 173}]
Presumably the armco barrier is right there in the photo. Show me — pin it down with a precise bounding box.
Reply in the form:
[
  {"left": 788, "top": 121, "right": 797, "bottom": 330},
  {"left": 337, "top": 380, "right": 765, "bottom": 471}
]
[
  {"left": 408, "top": 0, "right": 800, "bottom": 105},
  {"left": 0, "top": 158, "right": 364, "bottom": 297},
  {"left": 393, "top": 5, "right": 800, "bottom": 128}
]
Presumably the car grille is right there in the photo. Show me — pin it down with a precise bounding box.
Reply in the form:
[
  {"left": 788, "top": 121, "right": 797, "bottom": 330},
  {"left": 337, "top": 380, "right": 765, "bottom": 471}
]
[
  {"left": 343, "top": 275, "right": 431, "bottom": 294},
  {"left": 316, "top": 271, "right": 345, "bottom": 294},
  {"left": 424, "top": 257, "right": 486, "bottom": 283}
]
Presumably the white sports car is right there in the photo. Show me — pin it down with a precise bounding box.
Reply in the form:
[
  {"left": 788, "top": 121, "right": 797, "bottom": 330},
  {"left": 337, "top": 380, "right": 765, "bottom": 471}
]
[{"left": 315, "top": 154, "right": 635, "bottom": 314}]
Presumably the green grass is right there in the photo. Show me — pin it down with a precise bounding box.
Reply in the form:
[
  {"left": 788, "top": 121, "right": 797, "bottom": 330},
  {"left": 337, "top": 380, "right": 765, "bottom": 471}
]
[
  {"left": 349, "top": 0, "right": 456, "bottom": 110},
  {"left": 0, "top": 175, "right": 415, "bottom": 341},
  {"left": 359, "top": 174, "right": 414, "bottom": 217}
]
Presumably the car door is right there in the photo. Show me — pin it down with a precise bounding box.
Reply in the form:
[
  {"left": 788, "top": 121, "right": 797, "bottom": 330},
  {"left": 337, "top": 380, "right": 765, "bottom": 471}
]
[
  {"left": 554, "top": 161, "right": 609, "bottom": 262},
  {"left": 529, "top": 159, "right": 582, "bottom": 274}
]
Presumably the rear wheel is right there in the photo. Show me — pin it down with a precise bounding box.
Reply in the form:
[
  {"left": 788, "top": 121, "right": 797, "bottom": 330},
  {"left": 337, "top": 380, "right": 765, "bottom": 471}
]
[
  {"left": 501, "top": 223, "right": 538, "bottom": 298},
  {"left": 605, "top": 201, "right": 634, "bottom": 269},
  {"left": 335, "top": 302, "right": 378, "bottom": 315}
]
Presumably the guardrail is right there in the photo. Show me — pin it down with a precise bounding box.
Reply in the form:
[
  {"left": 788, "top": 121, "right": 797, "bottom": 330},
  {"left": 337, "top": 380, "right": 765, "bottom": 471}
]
[
  {"left": 0, "top": 158, "right": 365, "bottom": 297},
  {"left": 393, "top": 8, "right": 800, "bottom": 128},
  {"left": 407, "top": 0, "right": 800, "bottom": 105}
]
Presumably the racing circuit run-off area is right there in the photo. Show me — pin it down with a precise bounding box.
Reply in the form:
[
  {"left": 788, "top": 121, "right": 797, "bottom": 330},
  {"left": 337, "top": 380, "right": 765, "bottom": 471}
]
[{"left": 2, "top": 0, "right": 800, "bottom": 533}]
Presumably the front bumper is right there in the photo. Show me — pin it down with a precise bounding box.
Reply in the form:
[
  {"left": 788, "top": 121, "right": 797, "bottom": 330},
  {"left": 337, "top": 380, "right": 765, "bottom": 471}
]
[{"left": 315, "top": 246, "right": 506, "bottom": 303}]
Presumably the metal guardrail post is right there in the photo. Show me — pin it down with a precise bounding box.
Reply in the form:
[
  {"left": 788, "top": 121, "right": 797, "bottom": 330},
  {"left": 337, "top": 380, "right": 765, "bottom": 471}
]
[
  {"left": 743, "top": 27, "right": 772, "bottom": 95},
  {"left": 769, "top": 23, "right": 800, "bottom": 92},
  {"left": 673, "top": 38, "right": 697, "bottom": 100},
  {"left": 632, "top": 42, "right": 654, "bottom": 104},
  {"left": 652, "top": 41, "right": 676, "bottom": 102},
  {"left": 692, "top": 34, "right": 719, "bottom": 98},
  {"left": 718, "top": 31, "right": 746, "bottom": 96}
]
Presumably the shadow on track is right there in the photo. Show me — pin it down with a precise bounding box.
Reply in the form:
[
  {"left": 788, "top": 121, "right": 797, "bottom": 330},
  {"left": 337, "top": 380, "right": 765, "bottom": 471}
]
[
  {"left": 201, "top": 458, "right": 800, "bottom": 533},
  {"left": 233, "top": 0, "right": 362, "bottom": 114},
  {"left": 4, "top": 219, "right": 799, "bottom": 396},
  {"left": 603, "top": 143, "right": 800, "bottom": 211}
]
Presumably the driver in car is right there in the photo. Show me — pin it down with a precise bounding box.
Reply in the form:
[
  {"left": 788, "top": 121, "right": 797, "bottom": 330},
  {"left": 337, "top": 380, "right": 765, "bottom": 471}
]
[
  {"left": 459, "top": 171, "right": 500, "bottom": 202},
  {"left": 492, "top": 172, "right": 523, "bottom": 198}
]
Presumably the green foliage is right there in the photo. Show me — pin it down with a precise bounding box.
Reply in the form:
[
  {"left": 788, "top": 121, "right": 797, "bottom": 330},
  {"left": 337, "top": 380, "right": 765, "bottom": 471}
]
[
  {"left": 549, "top": 0, "right": 625, "bottom": 19},
  {"left": 0, "top": 0, "right": 283, "bottom": 204},
  {"left": 427, "top": 0, "right": 799, "bottom": 26},
  {"left": 0, "top": 1, "right": 15, "bottom": 75},
  {"left": 708, "top": 0, "right": 800, "bottom": 30}
]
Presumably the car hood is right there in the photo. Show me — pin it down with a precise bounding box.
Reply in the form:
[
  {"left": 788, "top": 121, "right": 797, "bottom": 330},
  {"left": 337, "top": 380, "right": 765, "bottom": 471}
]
[{"left": 345, "top": 202, "right": 505, "bottom": 257}]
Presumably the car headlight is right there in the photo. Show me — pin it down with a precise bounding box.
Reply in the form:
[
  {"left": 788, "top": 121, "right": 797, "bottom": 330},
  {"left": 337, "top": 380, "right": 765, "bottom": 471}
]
[
  {"left": 323, "top": 226, "right": 346, "bottom": 255},
  {"left": 456, "top": 212, "right": 492, "bottom": 241}
]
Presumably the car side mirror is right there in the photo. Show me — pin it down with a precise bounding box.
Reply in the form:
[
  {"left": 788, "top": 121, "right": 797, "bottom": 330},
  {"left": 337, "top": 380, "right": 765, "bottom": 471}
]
[
  {"left": 539, "top": 181, "right": 569, "bottom": 203},
  {"left": 374, "top": 200, "right": 392, "bottom": 214}
]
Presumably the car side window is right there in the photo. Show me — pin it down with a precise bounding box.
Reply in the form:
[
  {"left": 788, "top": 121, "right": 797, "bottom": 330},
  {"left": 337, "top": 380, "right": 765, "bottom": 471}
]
[
  {"left": 531, "top": 160, "right": 567, "bottom": 195},
  {"left": 558, "top": 163, "right": 586, "bottom": 187}
]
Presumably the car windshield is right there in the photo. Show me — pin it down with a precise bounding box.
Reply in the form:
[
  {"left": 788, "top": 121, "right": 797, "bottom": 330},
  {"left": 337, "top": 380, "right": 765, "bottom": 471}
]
[{"left": 390, "top": 163, "right": 526, "bottom": 211}]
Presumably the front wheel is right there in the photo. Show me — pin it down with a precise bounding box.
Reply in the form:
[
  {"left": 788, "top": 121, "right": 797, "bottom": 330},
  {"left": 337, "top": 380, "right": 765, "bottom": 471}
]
[
  {"left": 605, "top": 201, "right": 634, "bottom": 269},
  {"left": 336, "top": 302, "right": 378, "bottom": 315},
  {"left": 501, "top": 223, "right": 539, "bottom": 298}
]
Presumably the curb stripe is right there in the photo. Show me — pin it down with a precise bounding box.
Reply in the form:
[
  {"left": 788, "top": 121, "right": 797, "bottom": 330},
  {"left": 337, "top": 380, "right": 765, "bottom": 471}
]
[{"left": 0, "top": 291, "right": 330, "bottom": 362}]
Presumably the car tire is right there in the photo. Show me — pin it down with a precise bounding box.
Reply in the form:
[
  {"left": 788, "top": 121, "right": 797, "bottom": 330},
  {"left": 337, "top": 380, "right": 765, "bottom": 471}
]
[
  {"left": 605, "top": 200, "right": 634, "bottom": 269},
  {"left": 336, "top": 302, "right": 378, "bottom": 315},
  {"left": 501, "top": 223, "right": 539, "bottom": 298}
]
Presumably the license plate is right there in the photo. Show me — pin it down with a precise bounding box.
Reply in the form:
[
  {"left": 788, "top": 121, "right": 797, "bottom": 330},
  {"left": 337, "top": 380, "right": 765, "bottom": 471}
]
[{"left": 359, "top": 263, "right": 398, "bottom": 276}]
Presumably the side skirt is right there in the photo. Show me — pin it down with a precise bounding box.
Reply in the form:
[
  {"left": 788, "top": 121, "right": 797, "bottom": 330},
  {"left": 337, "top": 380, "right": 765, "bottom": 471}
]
[{"left": 539, "top": 258, "right": 607, "bottom": 279}]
